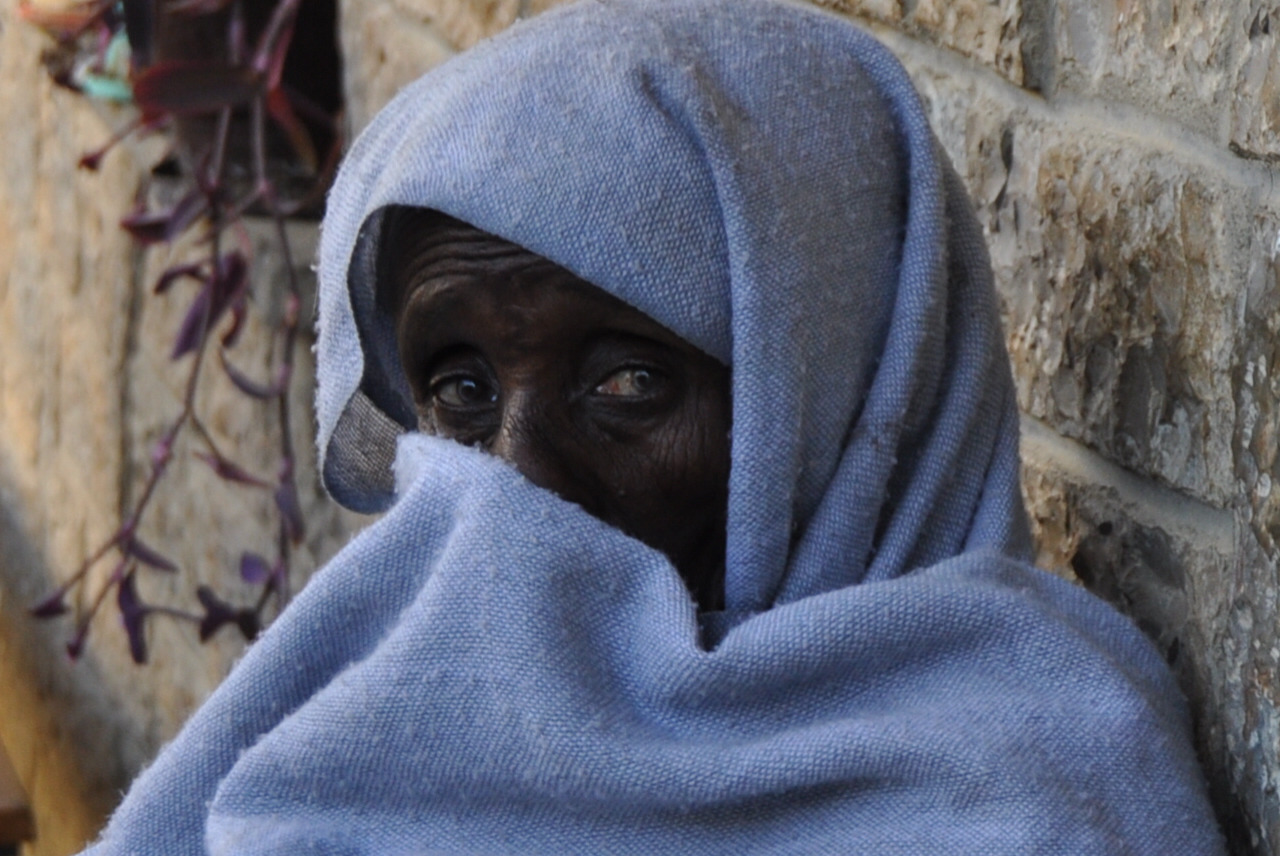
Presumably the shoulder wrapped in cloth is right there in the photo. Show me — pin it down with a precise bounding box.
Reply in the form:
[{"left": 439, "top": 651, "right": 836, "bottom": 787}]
[{"left": 81, "top": 0, "right": 1225, "bottom": 852}]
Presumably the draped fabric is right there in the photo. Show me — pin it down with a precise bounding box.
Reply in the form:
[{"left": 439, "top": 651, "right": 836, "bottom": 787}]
[{"left": 80, "top": 0, "right": 1224, "bottom": 853}]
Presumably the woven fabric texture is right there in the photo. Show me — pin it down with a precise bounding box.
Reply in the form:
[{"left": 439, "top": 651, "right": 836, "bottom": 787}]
[{"left": 81, "top": 0, "right": 1223, "bottom": 852}]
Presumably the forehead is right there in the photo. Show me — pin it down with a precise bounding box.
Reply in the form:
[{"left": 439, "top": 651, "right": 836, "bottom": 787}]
[{"left": 385, "top": 209, "right": 714, "bottom": 358}]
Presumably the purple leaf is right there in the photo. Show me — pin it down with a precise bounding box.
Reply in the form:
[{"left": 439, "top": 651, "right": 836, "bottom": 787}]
[
  {"left": 121, "top": 190, "right": 208, "bottom": 245},
  {"left": 79, "top": 148, "right": 108, "bottom": 172},
  {"left": 215, "top": 252, "right": 250, "bottom": 298},
  {"left": 235, "top": 610, "right": 260, "bottom": 640},
  {"left": 274, "top": 480, "right": 304, "bottom": 545},
  {"left": 196, "top": 586, "right": 258, "bottom": 642},
  {"left": 30, "top": 590, "right": 69, "bottom": 618},
  {"left": 66, "top": 626, "right": 89, "bottom": 660},
  {"left": 125, "top": 536, "right": 177, "bottom": 572},
  {"left": 171, "top": 284, "right": 211, "bottom": 359},
  {"left": 253, "top": 1, "right": 298, "bottom": 88},
  {"left": 220, "top": 350, "right": 284, "bottom": 399},
  {"left": 132, "top": 61, "right": 259, "bottom": 119},
  {"left": 170, "top": 253, "right": 247, "bottom": 359},
  {"left": 117, "top": 571, "right": 150, "bottom": 664},
  {"left": 239, "top": 552, "right": 271, "bottom": 585},
  {"left": 194, "top": 451, "right": 272, "bottom": 489},
  {"left": 154, "top": 262, "right": 205, "bottom": 295},
  {"left": 196, "top": 585, "right": 236, "bottom": 642},
  {"left": 266, "top": 86, "right": 317, "bottom": 172}
]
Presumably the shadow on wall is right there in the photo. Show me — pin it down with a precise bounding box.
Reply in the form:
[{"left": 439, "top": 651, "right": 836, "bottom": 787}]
[{"left": 0, "top": 452, "right": 154, "bottom": 856}]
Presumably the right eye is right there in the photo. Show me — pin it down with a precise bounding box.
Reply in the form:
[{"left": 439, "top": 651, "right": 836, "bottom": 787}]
[{"left": 431, "top": 374, "right": 498, "bottom": 409}]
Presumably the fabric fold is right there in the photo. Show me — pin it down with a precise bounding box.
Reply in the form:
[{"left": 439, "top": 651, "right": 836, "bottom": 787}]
[{"left": 80, "top": 0, "right": 1224, "bottom": 852}]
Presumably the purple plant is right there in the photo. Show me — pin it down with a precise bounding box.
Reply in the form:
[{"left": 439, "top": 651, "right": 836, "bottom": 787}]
[{"left": 22, "top": 0, "right": 341, "bottom": 663}]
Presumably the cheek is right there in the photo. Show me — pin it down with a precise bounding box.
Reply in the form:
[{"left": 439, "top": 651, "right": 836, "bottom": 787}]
[{"left": 606, "top": 389, "right": 731, "bottom": 527}]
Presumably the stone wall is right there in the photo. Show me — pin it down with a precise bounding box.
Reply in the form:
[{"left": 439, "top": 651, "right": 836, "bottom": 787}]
[
  {"left": 0, "top": 4, "right": 365, "bottom": 853},
  {"left": 1, "top": 0, "right": 1278, "bottom": 853}
]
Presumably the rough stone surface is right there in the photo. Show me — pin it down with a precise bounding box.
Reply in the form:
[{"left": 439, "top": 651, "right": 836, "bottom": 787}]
[
  {"left": 0, "top": 9, "right": 148, "bottom": 853},
  {"left": 910, "top": 63, "right": 1243, "bottom": 505},
  {"left": 811, "top": 0, "right": 1024, "bottom": 85},
  {"left": 1231, "top": 3, "right": 1280, "bottom": 161},
  {"left": 339, "top": 0, "right": 576, "bottom": 135},
  {"left": 340, "top": 0, "right": 457, "bottom": 135},
  {"left": 0, "top": 6, "right": 365, "bottom": 854},
  {"left": 1050, "top": 0, "right": 1237, "bottom": 135}
]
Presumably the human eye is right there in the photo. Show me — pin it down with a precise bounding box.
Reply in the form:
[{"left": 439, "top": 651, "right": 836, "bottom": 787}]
[
  {"left": 430, "top": 372, "right": 498, "bottom": 409},
  {"left": 594, "top": 366, "right": 660, "bottom": 398},
  {"left": 410, "top": 347, "right": 501, "bottom": 441}
]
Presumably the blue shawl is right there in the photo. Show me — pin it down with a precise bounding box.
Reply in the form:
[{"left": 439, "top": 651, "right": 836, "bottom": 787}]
[{"left": 82, "top": 0, "right": 1224, "bottom": 852}]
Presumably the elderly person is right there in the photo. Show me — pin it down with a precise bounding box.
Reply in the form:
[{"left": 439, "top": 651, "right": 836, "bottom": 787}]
[{"left": 81, "top": 0, "right": 1224, "bottom": 853}]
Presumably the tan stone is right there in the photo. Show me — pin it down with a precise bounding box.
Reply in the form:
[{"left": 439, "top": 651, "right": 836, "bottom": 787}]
[
  {"left": 904, "top": 0, "right": 1022, "bottom": 84},
  {"left": 1231, "top": 3, "right": 1280, "bottom": 161},
  {"left": 0, "top": 9, "right": 147, "bottom": 853},
  {"left": 912, "top": 64, "right": 1241, "bottom": 505},
  {"left": 0, "top": 6, "right": 366, "bottom": 854},
  {"left": 340, "top": 0, "right": 576, "bottom": 137},
  {"left": 807, "top": 0, "right": 902, "bottom": 23},
  {"left": 1005, "top": 135, "right": 1238, "bottom": 505},
  {"left": 340, "top": 0, "right": 458, "bottom": 136},
  {"left": 391, "top": 0, "right": 521, "bottom": 50},
  {"left": 807, "top": 0, "right": 1024, "bottom": 86},
  {"left": 1052, "top": 0, "right": 1236, "bottom": 135}
]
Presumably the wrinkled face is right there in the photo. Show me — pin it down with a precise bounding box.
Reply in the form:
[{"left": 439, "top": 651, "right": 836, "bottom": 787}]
[{"left": 388, "top": 212, "right": 732, "bottom": 610}]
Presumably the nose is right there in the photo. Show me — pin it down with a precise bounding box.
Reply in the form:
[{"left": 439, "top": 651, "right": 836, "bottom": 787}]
[{"left": 487, "top": 391, "right": 587, "bottom": 506}]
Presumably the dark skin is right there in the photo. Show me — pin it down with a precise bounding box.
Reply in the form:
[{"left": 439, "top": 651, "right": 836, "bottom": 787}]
[{"left": 386, "top": 211, "right": 732, "bottom": 611}]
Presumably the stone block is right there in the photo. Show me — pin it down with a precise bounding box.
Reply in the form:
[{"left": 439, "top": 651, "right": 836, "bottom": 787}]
[
  {"left": 1050, "top": 0, "right": 1236, "bottom": 136},
  {"left": 911, "top": 64, "right": 1243, "bottom": 507},
  {"left": 902, "top": 0, "right": 1023, "bottom": 84},
  {"left": 1020, "top": 417, "right": 1275, "bottom": 854},
  {"left": 0, "top": 13, "right": 164, "bottom": 853},
  {"left": 809, "top": 0, "right": 1024, "bottom": 86},
  {"left": 340, "top": 0, "right": 458, "bottom": 136},
  {"left": 340, "top": 0, "right": 578, "bottom": 136},
  {"left": 1230, "top": 3, "right": 1280, "bottom": 161},
  {"left": 1231, "top": 212, "right": 1280, "bottom": 582},
  {"left": 389, "top": 0, "right": 520, "bottom": 50}
]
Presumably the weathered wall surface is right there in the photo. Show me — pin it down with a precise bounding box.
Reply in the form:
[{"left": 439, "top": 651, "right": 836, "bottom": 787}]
[
  {"left": 341, "top": 1, "right": 1280, "bottom": 853},
  {"left": 2, "top": 0, "right": 1278, "bottom": 854},
  {"left": 0, "top": 3, "right": 365, "bottom": 854}
]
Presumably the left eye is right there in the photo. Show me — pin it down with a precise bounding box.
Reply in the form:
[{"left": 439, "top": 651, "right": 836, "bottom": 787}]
[{"left": 594, "top": 367, "right": 657, "bottom": 397}]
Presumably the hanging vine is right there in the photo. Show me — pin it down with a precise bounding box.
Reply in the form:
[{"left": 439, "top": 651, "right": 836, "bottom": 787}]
[{"left": 20, "top": 0, "right": 342, "bottom": 663}]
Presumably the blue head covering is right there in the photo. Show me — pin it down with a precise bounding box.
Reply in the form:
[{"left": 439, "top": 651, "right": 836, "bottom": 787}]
[
  {"left": 80, "top": 0, "right": 1223, "bottom": 853},
  {"left": 314, "top": 0, "right": 1032, "bottom": 618}
]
